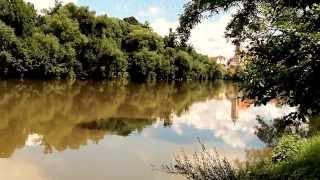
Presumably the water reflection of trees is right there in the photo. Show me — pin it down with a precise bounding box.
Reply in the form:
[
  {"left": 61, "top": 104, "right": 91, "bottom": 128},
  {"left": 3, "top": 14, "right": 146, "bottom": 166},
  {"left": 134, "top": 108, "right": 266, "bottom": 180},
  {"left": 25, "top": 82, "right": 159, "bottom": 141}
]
[
  {"left": 78, "top": 117, "right": 156, "bottom": 136},
  {"left": 255, "top": 114, "right": 309, "bottom": 147},
  {"left": 0, "top": 80, "right": 233, "bottom": 157}
]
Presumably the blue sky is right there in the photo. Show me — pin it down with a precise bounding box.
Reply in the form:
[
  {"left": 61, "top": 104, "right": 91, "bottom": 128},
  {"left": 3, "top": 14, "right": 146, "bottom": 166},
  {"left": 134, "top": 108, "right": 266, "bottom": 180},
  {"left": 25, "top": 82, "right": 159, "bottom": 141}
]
[
  {"left": 25, "top": 0, "right": 235, "bottom": 58},
  {"left": 78, "top": 0, "right": 186, "bottom": 22}
]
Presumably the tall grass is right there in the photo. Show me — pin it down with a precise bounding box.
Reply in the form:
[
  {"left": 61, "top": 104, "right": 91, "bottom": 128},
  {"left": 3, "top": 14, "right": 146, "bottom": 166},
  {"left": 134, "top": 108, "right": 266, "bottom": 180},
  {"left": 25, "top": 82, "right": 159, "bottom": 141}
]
[{"left": 162, "top": 140, "right": 237, "bottom": 180}]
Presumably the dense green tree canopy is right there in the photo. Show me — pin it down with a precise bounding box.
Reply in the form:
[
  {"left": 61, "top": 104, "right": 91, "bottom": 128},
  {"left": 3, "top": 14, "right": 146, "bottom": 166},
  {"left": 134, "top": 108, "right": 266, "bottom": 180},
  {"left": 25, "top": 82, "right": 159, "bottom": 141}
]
[
  {"left": 178, "top": 0, "right": 320, "bottom": 116},
  {"left": 0, "top": 1, "right": 224, "bottom": 81},
  {"left": 0, "top": 21, "right": 26, "bottom": 77},
  {"left": 0, "top": 0, "right": 37, "bottom": 36},
  {"left": 122, "top": 27, "right": 164, "bottom": 52}
]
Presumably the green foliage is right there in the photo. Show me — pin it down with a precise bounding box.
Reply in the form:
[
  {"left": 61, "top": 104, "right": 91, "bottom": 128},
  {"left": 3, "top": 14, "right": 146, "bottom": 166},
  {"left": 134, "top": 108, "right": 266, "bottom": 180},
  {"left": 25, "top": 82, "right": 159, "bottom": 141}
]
[
  {"left": 242, "top": 134, "right": 320, "bottom": 180},
  {"left": 60, "top": 3, "right": 97, "bottom": 36},
  {"left": 0, "top": 21, "right": 20, "bottom": 52},
  {"left": 0, "top": 1, "right": 224, "bottom": 81},
  {"left": 128, "top": 49, "right": 159, "bottom": 81},
  {"left": 123, "top": 16, "right": 140, "bottom": 25},
  {"left": 174, "top": 50, "right": 192, "bottom": 80},
  {"left": 255, "top": 114, "right": 309, "bottom": 147},
  {"left": 271, "top": 135, "right": 302, "bottom": 163},
  {"left": 0, "top": 21, "right": 26, "bottom": 77},
  {"left": 0, "top": 0, "right": 37, "bottom": 36},
  {"left": 94, "top": 16, "right": 131, "bottom": 42},
  {"left": 42, "top": 12, "right": 87, "bottom": 46},
  {"left": 78, "top": 37, "right": 128, "bottom": 79},
  {"left": 164, "top": 134, "right": 320, "bottom": 180},
  {"left": 123, "top": 27, "right": 164, "bottom": 52},
  {"left": 164, "top": 28, "right": 178, "bottom": 48},
  {"left": 178, "top": 0, "right": 318, "bottom": 43},
  {"left": 178, "top": 0, "right": 320, "bottom": 116},
  {"left": 174, "top": 2, "right": 320, "bottom": 178},
  {"left": 23, "top": 32, "right": 76, "bottom": 78}
]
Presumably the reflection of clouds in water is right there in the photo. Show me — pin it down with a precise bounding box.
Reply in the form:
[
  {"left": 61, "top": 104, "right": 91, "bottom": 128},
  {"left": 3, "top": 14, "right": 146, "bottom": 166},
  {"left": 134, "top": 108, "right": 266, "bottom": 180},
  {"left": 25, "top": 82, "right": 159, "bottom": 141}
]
[
  {"left": 0, "top": 159, "right": 46, "bottom": 180},
  {"left": 25, "top": 134, "right": 43, "bottom": 147},
  {"left": 240, "top": 103, "right": 296, "bottom": 123},
  {"left": 171, "top": 99, "right": 296, "bottom": 149}
]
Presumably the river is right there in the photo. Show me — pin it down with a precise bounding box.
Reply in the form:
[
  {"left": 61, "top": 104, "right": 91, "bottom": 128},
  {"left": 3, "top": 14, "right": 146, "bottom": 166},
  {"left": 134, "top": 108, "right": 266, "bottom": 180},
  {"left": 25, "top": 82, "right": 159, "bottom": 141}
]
[{"left": 0, "top": 80, "right": 295, "bottom": 180}]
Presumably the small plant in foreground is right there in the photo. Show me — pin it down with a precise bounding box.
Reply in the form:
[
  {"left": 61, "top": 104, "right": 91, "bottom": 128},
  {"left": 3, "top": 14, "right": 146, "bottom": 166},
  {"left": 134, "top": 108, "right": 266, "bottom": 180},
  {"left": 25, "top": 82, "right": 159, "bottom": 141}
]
[{"left": 162, "top": 139, "right": 237, "bottom": 180}]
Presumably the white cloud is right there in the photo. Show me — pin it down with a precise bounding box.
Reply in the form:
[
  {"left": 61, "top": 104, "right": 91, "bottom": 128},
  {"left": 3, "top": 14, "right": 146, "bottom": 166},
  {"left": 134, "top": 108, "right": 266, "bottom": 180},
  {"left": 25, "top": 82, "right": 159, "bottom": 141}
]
[
  {"left": 148, "top": 6, "right": 160, "bottom": 16},
  {"left": 151, "top": 13, "right": 236, "bottom": 58},
  {"left": 189, "top": 15, "right": 235, "bottom": 58},
  {"left": 150, "top": 18, "right": 178, "bottom": 36},
  {"left": 25, "top": 0, "right": 77, "bottom": 11},
  {"left": 138, "top": 5, "right": 161, "bottom": 18}
]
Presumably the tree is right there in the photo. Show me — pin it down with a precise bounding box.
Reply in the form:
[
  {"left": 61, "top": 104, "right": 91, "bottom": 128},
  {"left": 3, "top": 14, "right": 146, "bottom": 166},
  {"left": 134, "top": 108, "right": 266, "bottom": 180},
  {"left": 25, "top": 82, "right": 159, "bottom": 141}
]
[
  {"left": 78, "top": 38, "right": 128, "bottom": 79},
  {"left": 0, "top": 21, "right": 20, "bottom": 52},
  {"left": 178, "top": 0, "right": 318, "bottom": 43},
  {"left": 0, "top": 0, "right": 37, "bottom": 36},
  {"left": 61, "top": 3, "right": 97, "bottom": 36},
  {"left": 23, "top": 32, "right": 76, "bottom": 78},
  {"left": 174, "top": 51, "right": 192, "bottom": 80},
  {"left": 164, "top": 28, "right": 178, "bottom": 48},
  {"left": 178, "top": 0, "right": 320, "bottom": 116},
  {"left": 123, "top": 16, "right": 140, "bottom": 25},
  {"left": 122, "top": 27, "right": 164, "bottom": 52},
  {"left": 0, "top": 20, "right": 26, "bottom": 77},
  {"left": 156, "top": 49, "right": 175, "bottom": 80},
  {"left": 42, "top": 12, "right": 87, "bottom": 46},
  {"left": 128, "top": 49, "right": 160, "bottom": 81},
  {"left": 0, "top": 1, "right": 223, "bottom": 81}
]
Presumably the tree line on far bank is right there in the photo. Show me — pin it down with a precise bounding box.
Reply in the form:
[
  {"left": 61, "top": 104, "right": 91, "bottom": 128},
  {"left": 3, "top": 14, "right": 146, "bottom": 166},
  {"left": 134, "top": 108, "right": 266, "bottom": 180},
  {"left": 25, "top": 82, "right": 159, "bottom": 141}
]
[{"left": 0, "top": 0, "right": 225, "bottom": 81}]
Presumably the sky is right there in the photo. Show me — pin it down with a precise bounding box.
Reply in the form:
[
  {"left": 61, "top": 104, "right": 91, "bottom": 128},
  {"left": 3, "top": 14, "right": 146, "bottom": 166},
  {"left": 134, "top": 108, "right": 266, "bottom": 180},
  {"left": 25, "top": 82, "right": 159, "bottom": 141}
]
[{"left": 25, "top": 0, "right": 235, "bottom": 58}]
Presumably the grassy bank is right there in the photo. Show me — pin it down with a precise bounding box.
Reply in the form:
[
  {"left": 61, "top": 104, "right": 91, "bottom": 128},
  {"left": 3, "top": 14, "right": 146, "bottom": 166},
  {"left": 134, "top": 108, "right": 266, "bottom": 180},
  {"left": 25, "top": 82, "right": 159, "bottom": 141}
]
[
  {"left": 241, "top": 135, "right": 320, "bottom": 179},
  {"left": 164, "top": 135, "right": 320, "bottom": 180}
]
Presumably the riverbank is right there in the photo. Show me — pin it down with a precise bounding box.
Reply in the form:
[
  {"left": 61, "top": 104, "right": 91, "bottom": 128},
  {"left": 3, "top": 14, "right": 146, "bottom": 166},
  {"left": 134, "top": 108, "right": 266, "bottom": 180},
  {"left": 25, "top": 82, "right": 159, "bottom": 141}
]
[
  {"left": 240, "top": 134, "right": 320, "bottom": 179},
  {"left": 164, "top": 133, "right": 320, "bottom": 180}
]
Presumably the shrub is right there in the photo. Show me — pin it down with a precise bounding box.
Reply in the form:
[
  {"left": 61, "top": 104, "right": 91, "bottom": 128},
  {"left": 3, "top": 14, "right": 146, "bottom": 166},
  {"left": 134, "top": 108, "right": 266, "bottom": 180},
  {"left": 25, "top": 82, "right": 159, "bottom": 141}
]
[
  {"left": 243, "top": 134, "right": 320, "bottom": 180},
  {"left": 122, "top": 27, "right": 164, "bottom": 52},
  {"left": 162, "top": 140, "right": 237, "bottom": 180},
  {"left": 128, "top": 49, "right": 160, "bottom": 81},
  {"left": 23, "top": 32, "right": 76, "bottom": 78},
  {"left": 271, "top": 135, "right": 302, "bottom": 163},
  {"left": 173, "top": 51, "right": 192, "bottom": 80}
]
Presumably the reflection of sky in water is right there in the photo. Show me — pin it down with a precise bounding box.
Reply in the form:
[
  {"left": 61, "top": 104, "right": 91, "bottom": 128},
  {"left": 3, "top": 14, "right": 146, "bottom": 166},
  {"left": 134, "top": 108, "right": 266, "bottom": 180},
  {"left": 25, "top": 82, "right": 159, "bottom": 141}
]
[
  {"left": 139, "top": 98, "right": 295, "bottom": 152},
  {"left": 24, "top": 97, "right": 295, "bottom": 158},
  {"left": 0, "top": 80, "right": 297, "bottom": 180},
  {"left": 15, "top": 97, "right": 296, "bottom": 180}
]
